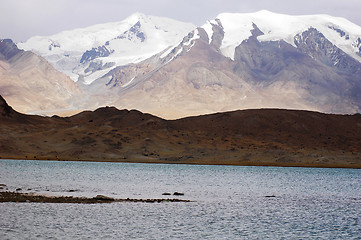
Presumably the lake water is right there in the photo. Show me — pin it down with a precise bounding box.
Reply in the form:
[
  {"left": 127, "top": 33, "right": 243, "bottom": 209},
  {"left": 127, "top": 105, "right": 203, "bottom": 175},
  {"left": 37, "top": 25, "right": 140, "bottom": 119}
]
[{"left": 0, "top": 159, "right": 360, "bottom": 239}]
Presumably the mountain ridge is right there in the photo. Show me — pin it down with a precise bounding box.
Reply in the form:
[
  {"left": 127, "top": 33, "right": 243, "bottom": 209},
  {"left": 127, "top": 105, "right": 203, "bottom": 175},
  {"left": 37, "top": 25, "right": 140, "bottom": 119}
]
[
  {"left": 3, "top": 11, "right": 361, "bottom": 118},
  {"left": 1, "top": 95, "right": 360, "bottom": 168}
]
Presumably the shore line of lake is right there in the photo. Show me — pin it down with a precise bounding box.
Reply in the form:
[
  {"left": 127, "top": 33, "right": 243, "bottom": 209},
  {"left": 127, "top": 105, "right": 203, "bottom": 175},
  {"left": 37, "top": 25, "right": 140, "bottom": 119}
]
[
  {"left": 0, "top": 191, "right": 192, "bottom": 204},
  {"left": 1, "top": 156, "right": 360, "bottom": 169}
]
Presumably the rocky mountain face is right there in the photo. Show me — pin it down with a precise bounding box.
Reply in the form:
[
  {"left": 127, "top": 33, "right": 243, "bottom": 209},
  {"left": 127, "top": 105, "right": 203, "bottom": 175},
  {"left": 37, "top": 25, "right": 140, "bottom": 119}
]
[
  {"left": 0, "top": 39, "right": 81, "bottom": 115},
  {"left": 12, "top": 11, "right": 361, "bottom": 118}
]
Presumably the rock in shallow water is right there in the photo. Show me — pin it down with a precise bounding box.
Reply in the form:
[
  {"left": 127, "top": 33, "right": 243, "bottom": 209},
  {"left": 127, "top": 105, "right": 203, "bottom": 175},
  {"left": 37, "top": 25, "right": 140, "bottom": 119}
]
[
  {"left": 93, "top": 195, "right": 115, "bottom": 201},
  {"left": 173, "top": 192, "right": 184, "bottom": 196}
]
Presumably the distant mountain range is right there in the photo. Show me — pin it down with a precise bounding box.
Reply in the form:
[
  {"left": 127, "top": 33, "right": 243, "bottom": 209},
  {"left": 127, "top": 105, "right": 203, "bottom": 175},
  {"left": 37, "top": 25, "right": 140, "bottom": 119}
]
[{"left": 2, "top": 10, "right": 361, "bottom": 118}]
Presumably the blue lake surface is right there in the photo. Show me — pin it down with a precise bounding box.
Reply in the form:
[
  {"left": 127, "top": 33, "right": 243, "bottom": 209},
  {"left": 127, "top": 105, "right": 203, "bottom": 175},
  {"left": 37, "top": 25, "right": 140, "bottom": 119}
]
[{"left": 0, "top": 159, "right": 360, "bottom": 239}]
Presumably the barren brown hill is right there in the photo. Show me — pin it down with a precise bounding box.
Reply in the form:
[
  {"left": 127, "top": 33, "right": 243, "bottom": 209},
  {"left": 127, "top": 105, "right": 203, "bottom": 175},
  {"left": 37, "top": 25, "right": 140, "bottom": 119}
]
[{"left": 1, "top": 95, "right": 360, "bottom": 168}]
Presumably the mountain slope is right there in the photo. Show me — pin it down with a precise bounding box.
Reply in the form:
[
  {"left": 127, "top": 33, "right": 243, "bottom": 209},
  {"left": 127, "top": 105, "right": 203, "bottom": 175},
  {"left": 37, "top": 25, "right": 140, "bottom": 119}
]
[
  {"left": 1, "top": 95, "right": 360, "bottom": 168},
  {"left": 0, "top": 39, "right": 81, "bottom": 115}
]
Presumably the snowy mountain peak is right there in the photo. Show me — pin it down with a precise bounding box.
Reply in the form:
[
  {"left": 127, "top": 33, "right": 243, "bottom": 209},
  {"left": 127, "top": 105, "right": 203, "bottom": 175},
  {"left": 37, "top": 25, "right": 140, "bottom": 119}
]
[
  {"left": 201, "top": 11, "right": 361, "bottom": 62},
  {"left": 18, "top": 13, "right": 195, "bottom": 84},
  {"left": 125, "top": 12, "right": 147, "bottom": 22}
]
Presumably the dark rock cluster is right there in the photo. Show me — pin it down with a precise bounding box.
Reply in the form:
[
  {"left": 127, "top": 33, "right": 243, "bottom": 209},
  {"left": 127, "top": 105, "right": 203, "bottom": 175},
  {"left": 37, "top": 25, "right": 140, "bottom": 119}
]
[{"left": 0, "top": 192, "right": 192, "bottom": 204}]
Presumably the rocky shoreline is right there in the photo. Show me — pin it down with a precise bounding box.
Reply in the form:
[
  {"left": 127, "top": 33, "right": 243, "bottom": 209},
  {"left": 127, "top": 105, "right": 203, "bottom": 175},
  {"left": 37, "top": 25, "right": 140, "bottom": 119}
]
[{"left": 0, "top": 192, "right": 192, "bottom": 204}]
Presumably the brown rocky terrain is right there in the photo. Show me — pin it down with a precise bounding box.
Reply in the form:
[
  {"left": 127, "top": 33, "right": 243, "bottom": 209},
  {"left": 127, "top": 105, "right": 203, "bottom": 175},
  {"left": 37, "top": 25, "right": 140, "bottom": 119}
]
[{"left": 0, "top": 95, "right": 360, "bottom": 168}]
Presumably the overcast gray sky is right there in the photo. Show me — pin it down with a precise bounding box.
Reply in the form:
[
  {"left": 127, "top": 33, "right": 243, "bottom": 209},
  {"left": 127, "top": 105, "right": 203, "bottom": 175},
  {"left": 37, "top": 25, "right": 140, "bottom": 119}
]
[{"left": 1, "top": 0, "right": 361, "bottom": 42}]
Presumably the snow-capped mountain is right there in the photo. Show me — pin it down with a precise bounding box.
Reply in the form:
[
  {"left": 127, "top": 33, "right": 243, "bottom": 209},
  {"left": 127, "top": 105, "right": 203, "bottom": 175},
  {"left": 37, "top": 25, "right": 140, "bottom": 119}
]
[
  {"left": 11, "top": 11, "right": 361, "bottom": 118},
  {"left": 18, "top": 13, "right": 195, "bottom": 84},
  {"left": 86, "top": 10, "right": 361, "bottom": 118}
]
